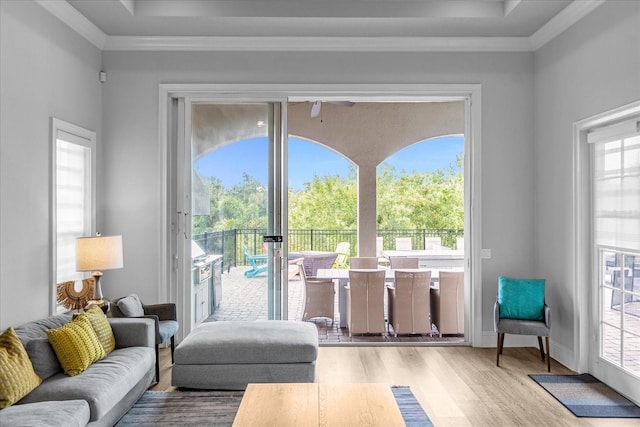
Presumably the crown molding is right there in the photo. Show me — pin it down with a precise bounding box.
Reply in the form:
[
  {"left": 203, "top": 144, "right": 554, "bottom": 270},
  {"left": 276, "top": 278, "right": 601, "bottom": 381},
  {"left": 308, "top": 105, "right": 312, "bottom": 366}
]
[
  {"left": 35, "top": 0, "right": 107, "bottom": 49},
  {"left": 37, "top": 0, "right": 605, "bottom": 53},
  {"left": 529, "top": 0, "right": 605, "bottom": 50},
  {"left": 104, "top": 35, "right": 533, "bottom": 52}
]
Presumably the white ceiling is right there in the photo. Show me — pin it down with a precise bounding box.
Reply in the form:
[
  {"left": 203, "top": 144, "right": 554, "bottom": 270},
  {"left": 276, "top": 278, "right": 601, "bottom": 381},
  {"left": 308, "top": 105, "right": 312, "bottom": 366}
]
[{"left": 36, "top": 0, "right": 606, "bottom": 52}]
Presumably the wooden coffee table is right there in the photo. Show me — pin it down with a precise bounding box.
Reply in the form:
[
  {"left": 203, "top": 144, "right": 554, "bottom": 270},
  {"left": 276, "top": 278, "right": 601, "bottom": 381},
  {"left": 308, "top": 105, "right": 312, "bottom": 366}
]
[{"left": 232, "top": 383, "right": 405, "bottom": 426}]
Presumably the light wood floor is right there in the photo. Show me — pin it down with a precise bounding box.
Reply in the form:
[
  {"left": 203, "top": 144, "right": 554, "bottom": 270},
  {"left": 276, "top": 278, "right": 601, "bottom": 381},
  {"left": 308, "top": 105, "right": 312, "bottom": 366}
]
[{"left": 152, "top": 346, "right": 638, "bottom": 426}]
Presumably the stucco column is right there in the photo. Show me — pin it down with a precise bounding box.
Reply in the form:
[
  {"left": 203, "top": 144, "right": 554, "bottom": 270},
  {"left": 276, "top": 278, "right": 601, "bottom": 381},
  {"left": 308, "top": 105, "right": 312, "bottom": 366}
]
[{"left": 357, "top": 165, "right": 377, "bottom": 257}]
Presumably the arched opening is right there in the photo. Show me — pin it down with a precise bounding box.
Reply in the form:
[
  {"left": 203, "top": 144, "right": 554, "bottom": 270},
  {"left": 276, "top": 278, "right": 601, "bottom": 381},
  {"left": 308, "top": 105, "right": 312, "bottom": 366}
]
[
  {"left": 287, "top": 135, "right": 356, "bottom": 250},
  {"left": 376, "top": 135, "right": 464, "bottom": 250}
]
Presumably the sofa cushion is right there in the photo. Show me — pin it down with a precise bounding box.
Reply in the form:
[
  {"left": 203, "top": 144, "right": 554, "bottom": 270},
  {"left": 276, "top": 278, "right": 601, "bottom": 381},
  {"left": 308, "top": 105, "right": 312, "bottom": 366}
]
[
  {"left": 0, "top": 327, "right": 42, "bottom": 408},
  {"left": 19, "top": 346, "right": 155, "bottom": 422},
  {"left": 74, "top": 305, "right": 115, "bottom": 354},
  {"left": 117, "top": 294, "right": 145, "bottom": 317},
  {"left": 13, "top": 314, "right": 72, "bottom": 381},
  {"left": 175, "top": 321, "right": 318, "bottom": 365},
  {"left": 24, "top": 339, "right": 61, "bottom": 381},
  {"left": 0, "top": 399, "right": 90, "bottom": 427},
  {"left": 159, "top": 320, "right": 179, "bottom": 343},
  {"left": 46, "top": 314, "right": 106, "bottom": 376},
  {"left": 14, "top": 314, "right": 72, "bottom": 344}
]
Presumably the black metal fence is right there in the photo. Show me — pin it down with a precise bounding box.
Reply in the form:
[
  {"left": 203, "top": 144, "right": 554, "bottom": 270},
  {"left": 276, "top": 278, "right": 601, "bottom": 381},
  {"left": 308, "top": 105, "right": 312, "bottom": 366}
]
[{"left": 193, "top": 228, "right": 463, "bottom": 269}]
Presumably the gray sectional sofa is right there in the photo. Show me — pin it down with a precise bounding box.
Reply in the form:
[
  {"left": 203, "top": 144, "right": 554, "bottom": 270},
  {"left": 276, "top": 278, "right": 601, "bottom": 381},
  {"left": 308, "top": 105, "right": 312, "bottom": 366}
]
[{"left": 0, "top": 313, "right": 156, "bottom": 427}]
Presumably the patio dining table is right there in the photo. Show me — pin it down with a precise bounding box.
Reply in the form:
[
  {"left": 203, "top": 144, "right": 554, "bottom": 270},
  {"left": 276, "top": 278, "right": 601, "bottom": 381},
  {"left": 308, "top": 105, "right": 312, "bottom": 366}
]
[
  {"left": 382, "top": 249, "right": 465, "bottom": 269},
  {"left": 316, "top": 268, "right": 461, "bottom": 328}
]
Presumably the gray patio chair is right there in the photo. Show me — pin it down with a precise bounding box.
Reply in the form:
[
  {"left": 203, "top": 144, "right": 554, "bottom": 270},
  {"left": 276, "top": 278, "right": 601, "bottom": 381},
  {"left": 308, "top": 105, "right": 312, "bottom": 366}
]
[
  {"left": 431, "top": 270, "right": 464, "bottom": 336},
  {"left": 349, "top": 257, "right": 379, "bottom": 269},
  {"left": 395, "top": 237, "right": 412, "bottom": 251},
  {"left": 424, "top": 237, "right": 442, "bottom": 250},
  {"left": 388, "top": 269, "right": 431, "bottom": 336},
  {"left": 300, "top": 269, "right": 335, "bottom": 325},
  {"left": 389, "top": 257, "right": 419, "bottom": 269},
  {"left": 346, "top": 269, "right": 386, "bottom": 336}
]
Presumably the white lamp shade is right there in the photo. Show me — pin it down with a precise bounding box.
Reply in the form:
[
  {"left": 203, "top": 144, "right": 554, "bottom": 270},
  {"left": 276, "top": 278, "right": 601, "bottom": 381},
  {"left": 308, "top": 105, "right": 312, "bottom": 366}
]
[{"left": 76, "top": 235, "right": 124, "bottom": 272}]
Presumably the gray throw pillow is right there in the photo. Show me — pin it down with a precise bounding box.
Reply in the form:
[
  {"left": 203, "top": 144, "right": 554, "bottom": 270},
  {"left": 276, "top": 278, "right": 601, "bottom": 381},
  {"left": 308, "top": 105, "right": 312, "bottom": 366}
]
[
  {"left": 117, "top": 294, "right": 144, "bottom": 317},
  {"left": 25, "top": 338, "right": 62, "bottom": 380}
]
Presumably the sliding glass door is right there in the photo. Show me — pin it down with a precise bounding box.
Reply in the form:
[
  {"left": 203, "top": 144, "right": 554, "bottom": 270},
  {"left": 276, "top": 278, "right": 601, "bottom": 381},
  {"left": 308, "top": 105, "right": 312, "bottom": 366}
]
[{"left": 176, "top": 100, "right": 287, "bottom": 332}]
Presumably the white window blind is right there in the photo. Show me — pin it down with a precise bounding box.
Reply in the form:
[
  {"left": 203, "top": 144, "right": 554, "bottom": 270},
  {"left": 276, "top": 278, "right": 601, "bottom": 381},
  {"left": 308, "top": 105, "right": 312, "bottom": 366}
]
[
  {"left": 56, "top": 138, "right": 91, "bottom": 283},
  {"left": 590, "top": 118, "right": 640, "bottom": 251}
]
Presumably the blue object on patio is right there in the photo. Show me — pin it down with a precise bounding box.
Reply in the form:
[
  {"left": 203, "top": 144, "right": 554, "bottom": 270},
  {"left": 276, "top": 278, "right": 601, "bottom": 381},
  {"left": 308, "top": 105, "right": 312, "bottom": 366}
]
[{"left": 243, "top": 245, "right": 267, "bottom": 277}]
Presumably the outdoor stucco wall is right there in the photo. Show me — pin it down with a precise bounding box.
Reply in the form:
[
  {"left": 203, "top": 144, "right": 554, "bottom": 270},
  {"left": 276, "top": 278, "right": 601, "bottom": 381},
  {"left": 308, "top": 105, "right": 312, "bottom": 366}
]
[
  {"left": 0, "top": 0, "right": 102, "bottom": 329},
  {"left": 100, "top": 49, "right": 535, "bottom": 342}
]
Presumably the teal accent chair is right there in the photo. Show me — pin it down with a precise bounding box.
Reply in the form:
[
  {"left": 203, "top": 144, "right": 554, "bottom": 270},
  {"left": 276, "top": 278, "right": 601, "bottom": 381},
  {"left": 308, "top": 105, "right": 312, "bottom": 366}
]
[
  {"left": 243, "top": 245, "right": 268, "bottom": 278},
  {"left": 494, "top": 276, "right": 551, "bottom": 372}
]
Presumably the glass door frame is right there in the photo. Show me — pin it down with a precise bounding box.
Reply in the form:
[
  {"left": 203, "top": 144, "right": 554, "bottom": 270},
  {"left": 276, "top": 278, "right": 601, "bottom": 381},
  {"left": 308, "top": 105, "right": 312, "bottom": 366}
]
[
  {"left": 573, "top": 100, "right": 640, "bottom": 404},
  {"left": 160, "top": 83, "right": 482, "bottom": 345},
  {"left": 174, "top": 95, "right": 290, "bottom": 338}
]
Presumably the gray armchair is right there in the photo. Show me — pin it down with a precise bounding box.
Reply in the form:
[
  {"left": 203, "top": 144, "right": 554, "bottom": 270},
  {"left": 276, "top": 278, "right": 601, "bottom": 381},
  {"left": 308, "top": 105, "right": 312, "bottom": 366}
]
[
  {"left": 494, "top": 276, "right": 551, "bottom": 372},
  {"left": 110, "top": 294, "right": 179, "bottom": 381}
]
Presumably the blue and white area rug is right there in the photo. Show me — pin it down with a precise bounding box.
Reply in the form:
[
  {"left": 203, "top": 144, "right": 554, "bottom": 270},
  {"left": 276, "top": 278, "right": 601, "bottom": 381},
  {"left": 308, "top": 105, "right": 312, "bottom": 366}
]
[
  {"left": 530, "top": 374, "right": 640, "bottom": 418},
  {"left": 391, "top": 385, "right": 434, "bottom": 426},
  {"left": 117, "top": 386, "right": 432, "bottom": 426}
]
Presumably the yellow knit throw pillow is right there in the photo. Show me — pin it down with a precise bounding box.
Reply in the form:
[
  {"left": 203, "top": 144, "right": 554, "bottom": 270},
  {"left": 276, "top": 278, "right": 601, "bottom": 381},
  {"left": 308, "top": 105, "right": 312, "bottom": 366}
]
[
  {"left": 74, "top": 305, "right": 116, "bottom": 354},
  {"left": 46, "top": 314, "right": 106, "bottom": 377},
  {"left": 0, "top": 327, "right": 42, "bottom": 408}
]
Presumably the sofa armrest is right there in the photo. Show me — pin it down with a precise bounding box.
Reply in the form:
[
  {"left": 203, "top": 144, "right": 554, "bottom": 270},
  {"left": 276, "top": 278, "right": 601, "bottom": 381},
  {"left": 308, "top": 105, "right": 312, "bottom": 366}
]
[
  {"left": 544, "top": 303, "right": 551, "bottom": 328},
  {"left": 109, "top": 317, "right": 155, "bottom": 349},
  {"left": 144, "top": 303, "right": 177, "bottom": 321}
]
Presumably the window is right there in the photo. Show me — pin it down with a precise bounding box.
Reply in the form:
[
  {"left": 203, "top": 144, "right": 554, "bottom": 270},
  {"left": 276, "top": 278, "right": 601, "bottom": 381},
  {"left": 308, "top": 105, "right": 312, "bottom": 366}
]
[
  {"left": 51, "top": 118, "right": 96, "bottom": 313},
  {"left": 589, "top": 117, "right": 640, "bottom": 377}
]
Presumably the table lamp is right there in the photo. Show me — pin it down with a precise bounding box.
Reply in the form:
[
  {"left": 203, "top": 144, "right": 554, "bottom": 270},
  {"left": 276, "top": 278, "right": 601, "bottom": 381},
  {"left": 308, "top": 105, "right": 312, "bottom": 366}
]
[{"left": 76, "top": 233, "right": 123, "bottom": 314}]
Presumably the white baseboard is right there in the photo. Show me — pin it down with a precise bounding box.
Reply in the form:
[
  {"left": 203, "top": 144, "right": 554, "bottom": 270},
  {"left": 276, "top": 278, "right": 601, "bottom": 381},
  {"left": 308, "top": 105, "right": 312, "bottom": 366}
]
[{"left": 550, "top": 339, "right": 576, "bottom": 371}]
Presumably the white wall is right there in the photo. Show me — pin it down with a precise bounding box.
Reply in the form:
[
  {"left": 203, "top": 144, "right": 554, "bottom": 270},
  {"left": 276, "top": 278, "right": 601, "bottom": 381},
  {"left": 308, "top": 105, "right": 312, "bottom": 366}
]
[
  {"left": 100, "top": 50, "right": 536, "bottom": 335},
  {"left": 0, "top": 1, "right": 102, "bottom": 329},
  {"left": 534, "top": 1, "right": 640, "bottom": 365}
]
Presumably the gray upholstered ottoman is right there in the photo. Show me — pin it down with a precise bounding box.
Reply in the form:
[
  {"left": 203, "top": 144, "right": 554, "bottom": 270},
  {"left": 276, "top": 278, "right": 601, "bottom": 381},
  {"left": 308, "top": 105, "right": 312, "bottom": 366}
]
[{"left": 171, "top": 320, "right": 318, "bottom": 390}]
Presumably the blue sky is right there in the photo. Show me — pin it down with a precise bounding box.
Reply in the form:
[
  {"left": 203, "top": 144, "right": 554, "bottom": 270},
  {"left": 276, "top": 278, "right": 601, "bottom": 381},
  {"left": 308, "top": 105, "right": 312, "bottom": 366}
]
[{"left": 193, "top": 135, "right": 463, "bottom": 190}]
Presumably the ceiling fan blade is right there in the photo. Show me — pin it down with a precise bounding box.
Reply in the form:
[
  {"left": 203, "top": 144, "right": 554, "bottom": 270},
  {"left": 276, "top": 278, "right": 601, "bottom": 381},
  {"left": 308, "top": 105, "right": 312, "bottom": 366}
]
[
  {"left": 310, "top": 101, "right": 322, "bottom": 118},
  {"left": 330, "top": 101, "right": 355, "bottom": 107}
]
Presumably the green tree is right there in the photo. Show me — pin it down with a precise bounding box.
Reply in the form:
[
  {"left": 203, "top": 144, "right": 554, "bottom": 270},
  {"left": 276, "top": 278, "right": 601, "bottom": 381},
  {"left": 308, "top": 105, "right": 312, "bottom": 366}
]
[
  {"left": 376, "top": 154, "right": 463, "bottom": 230},
  {"left": 193, "top": 153, "right": 464, "bottom": 236},
  {"left": 192, "top": 173, "right": 268, "bottom": 234},
  {"left": 288, "top": 167, "right": 357, "bottom": 229}
]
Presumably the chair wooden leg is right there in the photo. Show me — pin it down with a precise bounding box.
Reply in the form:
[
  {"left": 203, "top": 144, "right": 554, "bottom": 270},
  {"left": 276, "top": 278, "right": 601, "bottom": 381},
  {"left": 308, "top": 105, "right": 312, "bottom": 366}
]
[
  {"left": 545, "top": 336, "right": 551, "bottom": 372},
  {"left": 170, "top": 336, "right": 175, "bottom": 364},
  {"left": 537, "top": 336, "right": 545, "bottom": 361},
  {"left": 496, "top": 333, "right": 503, "bottom": 366},
  {"left": 155, "top": 346, "right": 160, "bottom": 382},
  {"left": 499, "top": 333, "right": 505, "bottom": 354}
]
